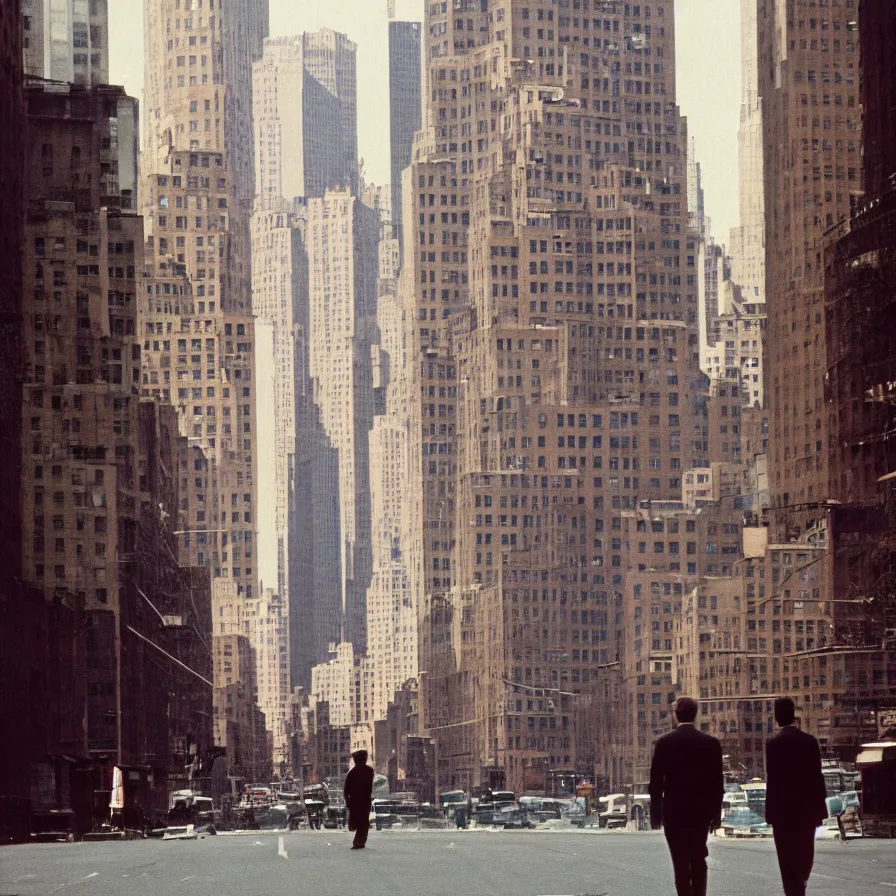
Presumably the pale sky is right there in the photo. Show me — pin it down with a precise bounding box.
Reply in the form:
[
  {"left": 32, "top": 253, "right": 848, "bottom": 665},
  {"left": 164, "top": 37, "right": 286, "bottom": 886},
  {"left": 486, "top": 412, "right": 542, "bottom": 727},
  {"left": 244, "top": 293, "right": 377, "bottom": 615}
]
[{"left": 110, "top": 0, "right": 742, "bottom": 241}]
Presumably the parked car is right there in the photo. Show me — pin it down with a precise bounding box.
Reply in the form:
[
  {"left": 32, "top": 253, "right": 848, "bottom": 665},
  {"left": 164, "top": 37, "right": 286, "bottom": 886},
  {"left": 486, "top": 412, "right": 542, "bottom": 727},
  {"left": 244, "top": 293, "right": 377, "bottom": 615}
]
[
  {"left": 493, "top": 809, "right": 535, "bottom": 830},
  {"left": 721, "top": 806, "right": 770, "bottom": 837}
]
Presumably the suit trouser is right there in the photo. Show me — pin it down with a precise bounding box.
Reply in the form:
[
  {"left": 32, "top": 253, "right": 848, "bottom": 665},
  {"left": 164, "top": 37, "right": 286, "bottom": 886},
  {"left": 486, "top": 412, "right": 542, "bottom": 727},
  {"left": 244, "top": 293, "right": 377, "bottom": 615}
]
[
  {"left": 664, "top": 826, "right": 709, "bottom": 896},
  {"left": 352, "top": 812, "right": 371, "bottom": 847},
  {"left": 773, "top": 825, "right": 816, "bottom": 896}
]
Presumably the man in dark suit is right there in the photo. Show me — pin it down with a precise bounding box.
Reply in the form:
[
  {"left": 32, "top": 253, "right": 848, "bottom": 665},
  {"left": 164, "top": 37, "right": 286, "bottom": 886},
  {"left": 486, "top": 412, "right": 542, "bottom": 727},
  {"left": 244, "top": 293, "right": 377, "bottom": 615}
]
[
  {"left": 343, "top": 749, "right": 375, "bottom": 850},
  {"left": 765, "top": 697, "right": 828, "bottom": 895},
  {"left": 649, "top": 697, "right": 724, "bottom": 896}
]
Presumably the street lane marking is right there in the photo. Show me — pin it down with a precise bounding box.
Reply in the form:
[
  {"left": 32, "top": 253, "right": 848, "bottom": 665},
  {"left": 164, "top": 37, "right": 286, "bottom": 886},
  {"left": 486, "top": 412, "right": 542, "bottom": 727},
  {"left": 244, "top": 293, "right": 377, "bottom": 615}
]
[
  {"left": 278, "top": 835, "right": 288, "bottom": 859},
  {"left": 48, "top": 872, "right": 99, "bottom": 893}
]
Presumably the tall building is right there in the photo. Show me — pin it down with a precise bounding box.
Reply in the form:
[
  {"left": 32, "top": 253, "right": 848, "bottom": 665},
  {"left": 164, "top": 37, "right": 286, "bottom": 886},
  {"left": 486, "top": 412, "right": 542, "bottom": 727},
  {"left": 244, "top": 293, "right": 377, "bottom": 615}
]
[
  {"left": 822, "top": 0, "right": 896, "bottom": 753},
  {"left": 253, "top": 33, "right": 359, "bottom": 207},
  {"left": 310, "top": 642, "right": 358, "bottom": 729},
  {"left": 729, "top": 0, "right": 765, "bottom": 305},
  {"left": 212, "top": 580, "right": 270, "bottom": 782},
  {"left": 21, "top": 0, "right": 109, "bottom": 86},
  {"left": 251, "top": 211, "right": 306, "bottom": 661},
  {"left": 143, "top": 0, "right": 268, "bottom": 314},
  {"left": 365, "top": 206, "right": 417, "bottom": 724},
  {"left": 142, "top": 0, "right": 269, "bottom": 589},
  {"left": 290, "top": 410, "right": 343, "bottom": 688},
  {"left": 619, "top": 498, "right": 745, "bottom": 782},
  {"left": 142, "top": 0, "right": 271, "bottom": 773},
  {"left": 706, "top": 0, "right": 896, "bottom": 766},
  {"left": 758, "top": 0, "right": 862, "bottom": 515},
  {"left": 402, "top": 1, "right": 703, "bottom": 794},
  {"left": 246, "top": 588, "right": 290, "bottom": 773},
  {"left": 250, "top": 30, "right": 362, "bottom": 698},
  {"left": 859, "top": 0, "right": 896, "bottom": 200},
  {"left": 388, "top": 20, "right": 422, "bottom": 241},
  {"left": 0, "top": 0, "right": 29, "bottom": 841},
  {"left": 20, "top": 79, "right": 214, "bottom": 818},
  {"left": 687, "top": 135, "right": 706, "bottom": 237},
  {"left": 1, "top": 0, "right": 23, "bottom": 581},
  {"left": 306, "top": 189, "right": 379, "bottom": 654}
]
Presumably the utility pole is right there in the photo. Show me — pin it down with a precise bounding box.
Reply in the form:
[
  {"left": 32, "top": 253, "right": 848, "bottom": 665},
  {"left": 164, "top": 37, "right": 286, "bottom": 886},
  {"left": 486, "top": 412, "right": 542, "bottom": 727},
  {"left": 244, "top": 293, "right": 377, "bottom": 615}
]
[{"left": 433, "top": 734, "right": 439, "bottom": 808}]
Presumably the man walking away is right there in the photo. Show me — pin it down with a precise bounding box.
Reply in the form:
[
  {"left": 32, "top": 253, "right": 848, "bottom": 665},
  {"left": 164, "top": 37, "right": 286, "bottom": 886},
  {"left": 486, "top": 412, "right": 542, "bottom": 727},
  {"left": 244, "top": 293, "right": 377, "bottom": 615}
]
[
  {"left": 766, "top": 697, "right": 828, "bottom": 896},
  {"left": 649, "top": 697, "right": 724, "bottom": 896},
  {"left": 344, "top": 750, "right": 375, "bottom": 850}
]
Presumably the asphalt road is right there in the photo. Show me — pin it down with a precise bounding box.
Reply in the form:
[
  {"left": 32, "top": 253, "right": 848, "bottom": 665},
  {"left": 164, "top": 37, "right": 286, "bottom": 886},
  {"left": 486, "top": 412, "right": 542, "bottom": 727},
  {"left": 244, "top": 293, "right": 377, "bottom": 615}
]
[{"left": 1, "top": 831, "right": 894, "bottom": 896}]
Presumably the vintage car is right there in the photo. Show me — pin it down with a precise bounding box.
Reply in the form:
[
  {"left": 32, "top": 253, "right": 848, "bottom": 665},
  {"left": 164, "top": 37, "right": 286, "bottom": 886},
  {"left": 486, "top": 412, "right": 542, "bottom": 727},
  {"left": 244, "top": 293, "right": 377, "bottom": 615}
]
[{"left": 721, "top": 806, "right": 770, "bottom": 837}]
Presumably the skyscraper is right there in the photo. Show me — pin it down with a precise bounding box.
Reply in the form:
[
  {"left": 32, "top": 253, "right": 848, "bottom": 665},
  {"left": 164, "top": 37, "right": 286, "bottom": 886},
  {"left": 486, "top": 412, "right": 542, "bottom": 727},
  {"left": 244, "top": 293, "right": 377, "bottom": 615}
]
[
  {"left": 21, "top": 0, "right": 109, "bottom": 86},
  {"left": 365, "top": 202, "right": 417, "bottom": 724},
  {"left": 749, "top": 0, "right": 895, "bottom": 757},
  {"left": 0, "top": 0, "right": 28, "bottom": 840},
  {"left": 388, "top": 20, "right": 422, "bottom": 241},
  {"left": 729, "top": 0, "right": 765, "bottom": 305},
  {"left": 758, "top": 0, "right": 861, "bottom": 515},
  {"left": 1, "top": 0, "right": 23, "bottom": 581},
  {"left": 141, "top": 0, "right": 271, "bottom": 777},
  {"left": 251, "top": 199, "right": 345, "bottom": 692},
  {"left": 821, "top": 0, "right": 896, "bottom": 750},
  {"left": 306, "top": 189, "right": 379, "bottom": 654},
  {"left": 143, "top": 0, "right": 267, "bottom": 314},
  {"left": 402, "top": 1, "right": 701, "bottom": 794},
  {"left": 858, "top": 0, "right": 896, "bottom": 201},
  {"left": 20, "top": 78, "right": 214, "bottom": 812},
  {"left": 250, "top": 30, "right": 362, "bottom": 694},
  {"left": 253, "top": 32, "right": 359, "bottom": 206}
]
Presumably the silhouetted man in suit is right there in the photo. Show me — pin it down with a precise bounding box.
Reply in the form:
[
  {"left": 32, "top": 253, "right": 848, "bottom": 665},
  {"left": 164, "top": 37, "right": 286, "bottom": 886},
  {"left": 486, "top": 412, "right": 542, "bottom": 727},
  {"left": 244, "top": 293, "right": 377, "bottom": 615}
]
[
  {"left": 765, "top": 697, "right": 828, "bottom": 896},
  {"left": 649, "top": 697, "right": 724, "bottom": 896},
  {"left": 344, "top": 749, "right": 374, "bottom": 850}
]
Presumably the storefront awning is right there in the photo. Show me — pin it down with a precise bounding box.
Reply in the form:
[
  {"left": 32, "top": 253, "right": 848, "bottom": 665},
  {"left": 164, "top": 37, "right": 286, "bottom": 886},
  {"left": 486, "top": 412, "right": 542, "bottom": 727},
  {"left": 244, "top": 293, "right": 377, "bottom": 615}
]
[{"left": 856, "top": 748, "right": 884, "bottom": 765}]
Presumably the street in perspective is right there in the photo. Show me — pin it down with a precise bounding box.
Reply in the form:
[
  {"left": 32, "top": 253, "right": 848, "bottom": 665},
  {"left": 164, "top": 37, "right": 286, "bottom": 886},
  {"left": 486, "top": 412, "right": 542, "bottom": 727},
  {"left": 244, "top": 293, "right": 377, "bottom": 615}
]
[
  {"left": 2, "top": 0, "right": 896, "bottom": 894},
  {"left": 2, "top": 833, "right": 896, "bottom": 896}
]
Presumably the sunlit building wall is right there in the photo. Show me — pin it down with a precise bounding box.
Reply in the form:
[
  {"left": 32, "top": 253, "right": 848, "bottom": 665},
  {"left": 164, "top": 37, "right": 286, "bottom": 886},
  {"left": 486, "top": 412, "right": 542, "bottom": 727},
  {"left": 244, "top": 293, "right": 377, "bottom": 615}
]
[{"left": 21, "top": 0, "right": 108, "bottom": 86}]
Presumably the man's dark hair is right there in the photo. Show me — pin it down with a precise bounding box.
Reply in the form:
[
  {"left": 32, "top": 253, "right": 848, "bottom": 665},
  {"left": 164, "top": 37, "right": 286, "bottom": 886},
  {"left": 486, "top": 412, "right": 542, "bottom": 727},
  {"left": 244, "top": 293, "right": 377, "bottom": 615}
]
[
  {"left": 673, "top": 697, "right": 699, "bottom": 724},
  {"left": 774, "top": 696, "right": 796, "bottom": 726},
  {"left": 352, "top": 749, "right": 369, "bottom": 766}
]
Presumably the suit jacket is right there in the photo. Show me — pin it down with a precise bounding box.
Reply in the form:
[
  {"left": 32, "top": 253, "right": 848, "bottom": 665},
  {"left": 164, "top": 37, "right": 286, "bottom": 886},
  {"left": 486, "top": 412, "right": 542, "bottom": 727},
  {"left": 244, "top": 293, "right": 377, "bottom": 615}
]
[
  {"left": 765, "top": 725, "right": 827, "bottom": 830},
  {"left": 343, "top": 763, "right": 374, "bottom": 820},
  {"left": 648, "top": 723, "right": 724, "bottom": 830}
]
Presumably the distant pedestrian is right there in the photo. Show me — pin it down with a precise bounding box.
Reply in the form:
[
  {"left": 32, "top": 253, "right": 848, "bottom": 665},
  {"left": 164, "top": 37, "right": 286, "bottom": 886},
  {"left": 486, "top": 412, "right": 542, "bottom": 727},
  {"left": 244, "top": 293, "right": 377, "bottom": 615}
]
[
  {"left": 836, "top": 807, "right": 848, "bottom": 844},
  {"left": 649, "top": 697, "right": 724, "bottom": 896},
  {"left": 765, "top": 697, "right": 828, "bottom": 896},
  {"left": 344, "top": 749, "right": 374, "bottom": 850}
]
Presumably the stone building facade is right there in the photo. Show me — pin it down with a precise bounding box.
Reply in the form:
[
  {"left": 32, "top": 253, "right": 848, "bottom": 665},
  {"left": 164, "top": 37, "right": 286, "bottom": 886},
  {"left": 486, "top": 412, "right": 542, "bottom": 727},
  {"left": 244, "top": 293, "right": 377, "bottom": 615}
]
[
  {"left": 402, "top": 0, "right": 707, "bottom": 795},
  {"left": 20, "top": 79, "right": 214, "bottom": 820},
  {"left": 252, "top": 32, "right": 358, "bottom": 206},
  {"left": 388, "top": 20, "right": 422, "bottom": 242},
  {"left": 728, "top": 0, "right": 766, "bottom": 306},
  {"left": 758, "top": 0, "right": 862, "bottom": 515},
  {"left": 306, "top": 189, "right": 379, "bottom": 653},
  {"left": 21, "top": 0, "right": 109, "bottom": 86},
  {"left": 212, "top": 580, "right": 270, "bottom": 783},
  {"left": 141, "top": 0, "right": 271, "bottom": 773}
]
